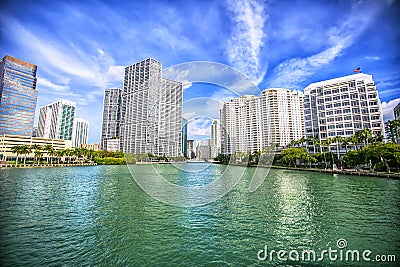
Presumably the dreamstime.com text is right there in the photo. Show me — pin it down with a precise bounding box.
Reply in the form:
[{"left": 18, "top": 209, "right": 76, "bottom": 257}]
[{"left": 257, "top": 239, "right": 396, "bottom": 263}]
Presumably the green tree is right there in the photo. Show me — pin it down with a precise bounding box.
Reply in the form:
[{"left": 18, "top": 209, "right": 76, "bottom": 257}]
[
  {"left": 11, "top": 145, "right": 22, "bottom": 165},
  {"left": 30, "top": 144, "right": 41, "bottom": 165},
  {"left": 281, "top": 147, "right": 309, "bottom": 168},
  {"left": 34, "top": 149, "right": 43, "bottom": 165},
  {"left": 355, "top": 128, "right": 373, "bottom": 147},
  {"left": 385, "top": 119, "right": 400, "bottom": 144},
  {"left": 43, "top": 144, "right": 53, "bottom": 164},
  {"left": 55, "top": 149, "right": 65, "bottom": 164},
  {"left": 20, "top": 145, "right": 31, "bottom": 165},
  {"left": 215, "top": 153, "right": 231, "bottom": 164},
  {"left": 343, "top": 150, "right": 365, "bottom": 168}
]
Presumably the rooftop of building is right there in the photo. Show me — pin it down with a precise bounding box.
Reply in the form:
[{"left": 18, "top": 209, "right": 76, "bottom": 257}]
[
  {"left": 261, "top": 88, "right": 304, "bottom": 95},
  {"left": 305, "top": 73, "right": 373, "bottom": 91},
  {"left": 125, "top": 58, "right": 162, "bottom": 68},
  {"left": 74, "top": 118, "right": 89, "bottom": 123},
  {"left": 1, "top": 55, "right": 37, "bottom": 70},
  {"left": 41, "top": 99, "right": 77, "bottom": 108}
]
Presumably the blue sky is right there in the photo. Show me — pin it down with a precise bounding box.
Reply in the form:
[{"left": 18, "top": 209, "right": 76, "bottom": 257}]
[{"left": 1, "top": 0, "right": 399, "bottom": 143}]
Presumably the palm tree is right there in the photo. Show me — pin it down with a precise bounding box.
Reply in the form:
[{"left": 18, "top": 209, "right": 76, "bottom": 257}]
[
  {"left": 309, "top": 135, "right": 321, "bottom": 154},
  {"left": 333, "top": 136, "right": 345, "bottom": 168},
  {"left": 55, "top": 150, "right": 65, "bottom": 164},
  {"left": 356, "top": 128, "right": 373, "bottom": 147},
  {"left": 322, "top": 137, "right": 334, "bottom": 169},
  {"left": 30, "top": 144, "right": 41, "bottom": 165},
  {"left": 65, "top": 148, "right": 73, "bottom": 163},
  {"left": 342, "top": 137, "right": 350, "bottom": 154},
  {"left": 11, "top": 145, "right": 22, "bottom": 165},
  {"left": 73, "top": 147, "right": 83, "bottom": 163},
  {"left": 43, "top": 144, "right": 53, "bottom": 164},
  {"left": 299, "top": 136, "right": 307, "bottom": 148},
  {"left": 20, "top": 145, "right": 31, "bottom": 165},
  {"left": 347, "top": 134, "right": 358, "bottom": 150},
  {"left": 46, "top": 147, "right": 55, "bottom": 164},
  {"left": 34, "top": 149, "right": 43, "bottom": 166},
  {"left": 83, "top": 148, "right": 93, "bottom": 162}
]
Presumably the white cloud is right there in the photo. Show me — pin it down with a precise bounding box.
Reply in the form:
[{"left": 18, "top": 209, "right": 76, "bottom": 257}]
[
  {"left": 381, "top": 97, "right": 400, "bottom": 121},
  {"left": 4, "top": 16, "right": 123, "bottom": 90},
  {"left": 105, "top": 65, "right": 125, "bottom": 87},
  {"left": 36, "top": 77, "right": 70, "bottom": 92},
  {"left": 183, "top": 97, "right": 222, "bottom": 121},
  {"left": 268, "top": 2, "right": 382, "bottom": 89},
  {"left": 151, "top": 26, "right": 195, "bottom": 52},
  {"left": 365, "top": 56, "right": 381, "bottom": 61},
  {"left": 163, "top": 61, "right": 261, "bottom": 95},
  {"left": 269, "top": 41, "right": 347, "bottom": 88},
  {"left": 187, "top": 117, "right": 212, "bottom": 137},
  {"left": 211, "top": 88, "right": 239, "bottom": 102},
  {"left": 225, "top": 0, "right": 267, "bottom": 85}
]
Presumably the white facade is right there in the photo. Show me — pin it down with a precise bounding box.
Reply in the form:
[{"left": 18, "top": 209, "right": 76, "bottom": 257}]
[
  {"left": 394, "top": 102, "right": 400, "bottom": 120},
  {"left": 101, "top": 88, "right": 122, "bottom": 150},
  {"left": 186, "top": 139, "right": 195, "bottom": 159},
  {"left": 220, "top": 90, "right": 303, "bottom": 154},
  {"left": 105, "top": 138, "right": 120, "bottom": 152},
  {"left": 210, "top": 119, "right": 221, "bottom": 158},
  {"left": 38, "top": 99, "right": 76, "bottom": 141},
  {"left": 220, "top": 95, "right": 263, "bottom": 154},
  {"left": 304, "top": 73, "right": 384, "bottom": 144},
  {"left": 72, "top": 118, "right": 89, "bottom": 148},
  {"left": 120, "top": 58, "right": 183, "bottom": 156},
  {"left": 260, "top": 88, "right": 304, "bottom": 147},
  {"left": 196, "top": 139, "right": 211, "bottom": 160}
]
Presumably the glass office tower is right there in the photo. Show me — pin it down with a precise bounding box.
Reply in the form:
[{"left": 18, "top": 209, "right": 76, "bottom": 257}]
[{"left": 0, "top": 55, "right": 38, "bottom": 136}]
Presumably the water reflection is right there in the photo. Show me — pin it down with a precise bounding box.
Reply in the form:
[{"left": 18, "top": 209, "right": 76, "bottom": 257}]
[{"left": 0, "top": 165, "right": 399, "bottom": 266}]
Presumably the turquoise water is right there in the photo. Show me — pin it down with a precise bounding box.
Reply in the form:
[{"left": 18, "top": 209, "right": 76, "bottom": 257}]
[{"left": 0, "top": 164, "right": 399, "bottom": 266}]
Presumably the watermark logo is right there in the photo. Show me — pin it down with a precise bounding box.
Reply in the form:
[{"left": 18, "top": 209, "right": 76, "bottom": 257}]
[
  {"left": 126, "top": 61, "right": 274, "bottom": 207},
  {"left": 257, "top": 238, "right": 396, "bottom": 263}
]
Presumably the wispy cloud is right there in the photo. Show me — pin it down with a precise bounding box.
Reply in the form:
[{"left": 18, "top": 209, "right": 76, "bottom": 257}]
[
  {"left": 37, "top": 77, "right": 70, "bottom": 93},
  {"left": 381, "top": 97, "right": 400, "bottom": 121},
  {"left": 268, "top": 2, "right": 382, "bottom": 89},
  {"left": 163, "top": 61, "right": 260, "bottom": 95},
  {"left": 225, "top": 0, "right": 267, "bottom": 84},
  {"left": 151, "top": 26, "right": 195, "bottom": 52},
  {"left": 365, "top": 56, "right": 381, "bottom": 61},
  {"left": 187, "top": 117, "right": 212, "bottom": 137},
  {"left": 3, "top": 15, "right": 124, "bottom": 91}
]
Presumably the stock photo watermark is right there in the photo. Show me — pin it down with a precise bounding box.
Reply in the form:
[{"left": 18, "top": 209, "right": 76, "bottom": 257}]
[{"left": 257, "top": 238, "right": 396, "bottom": 263}]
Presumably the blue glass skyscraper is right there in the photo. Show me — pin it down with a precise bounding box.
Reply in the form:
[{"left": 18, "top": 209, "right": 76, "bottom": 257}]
[{"left": 0, "top": 55, "right": 38, "bottom": 136}]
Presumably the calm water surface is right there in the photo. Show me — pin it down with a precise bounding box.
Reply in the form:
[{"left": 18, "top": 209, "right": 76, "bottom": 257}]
[{"left": 0, "top": 164, "right": 399, "bottom": 266}]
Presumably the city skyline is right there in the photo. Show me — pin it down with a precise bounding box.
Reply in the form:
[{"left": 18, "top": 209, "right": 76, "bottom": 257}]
[{"left": 1, "top": 0, "right": 400, "bottom": 143}]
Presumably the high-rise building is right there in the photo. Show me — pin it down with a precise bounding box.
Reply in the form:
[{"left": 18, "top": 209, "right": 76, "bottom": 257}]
[
  {"left": 38, "top": 99, "right": 76, "bottom": 140},
  {"left": 32, "top": 126, "right": 39, "bottom": 137},
  {"left": 182, "top": 118, "right": 188, "bottom": 158},
  {"left": 394, "top": 102, "right": 400, "bottom": 120},
  {"left": 304, "top": 73, "right": 384, "bottom": 149},
  {"left": 72, "top": 118, "right": 89, "bottom": 148},
  {"left": 210, "top": 119, "right": 221, "bottom": 158},
  {"left": 120, "top": 58, "right": 183, "bottom": 157},
  {"left": 260, "top": 88, "right": 304, "bottom": 147},
  {"left": 186, "top": 139, "right": 195, "bottom": 159},
  {"left": 100, "top": 88, "right": 122, "bottom": 150},
  {"left": 196, "top": 138, "right": 211, "bottom": 160},
  {"left": 0, "top": 55, "right": 38, "bottom": 136},
  {"left": 220, "top": 95, "right": 262, "bottom": 154},
  {"left": 220, "top": 90, "right": 303, "bottom": 154}
]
